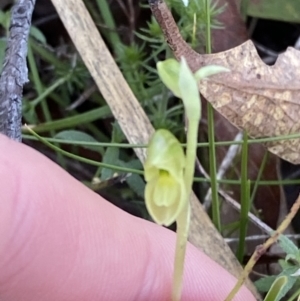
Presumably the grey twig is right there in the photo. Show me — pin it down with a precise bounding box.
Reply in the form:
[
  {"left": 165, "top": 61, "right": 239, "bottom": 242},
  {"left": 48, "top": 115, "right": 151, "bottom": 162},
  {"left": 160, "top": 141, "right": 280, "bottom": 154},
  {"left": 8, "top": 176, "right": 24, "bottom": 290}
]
[{"left": 0, "top": 0, "right": 36, "bottom": 141}]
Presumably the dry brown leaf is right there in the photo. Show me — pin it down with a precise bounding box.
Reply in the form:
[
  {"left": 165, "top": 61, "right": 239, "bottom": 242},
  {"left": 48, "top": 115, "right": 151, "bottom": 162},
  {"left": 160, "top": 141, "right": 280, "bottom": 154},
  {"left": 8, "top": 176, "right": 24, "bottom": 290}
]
[
  {"left": 199, "top": 42, "right": 300, "bottom": 164},
  {"left": 149, "top": 0, "right": 300, "bottom": 164}
]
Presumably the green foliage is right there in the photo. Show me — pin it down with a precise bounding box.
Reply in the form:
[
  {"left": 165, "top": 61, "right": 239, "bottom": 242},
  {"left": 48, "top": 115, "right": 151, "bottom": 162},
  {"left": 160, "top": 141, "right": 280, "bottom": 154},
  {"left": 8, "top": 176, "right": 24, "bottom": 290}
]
[
  {"left": 101, "top": 124, "right": 121, "bottom": 180},
  {"left": 0, "top": 9, "right": 10, "bottom": 32},
  {"left": 54, "top": 130, "right": 104, "bottom": 153},
  {"left": 263, "top": 276, "right": 288, "bottom": 301},
  {"left": 246, "top": 0, "right": 300, "bottom": 23},
  {"left": 166, "top": 0, "right": 224, "bottom": 48},
  {"left": 256, "top": 235, "right": 300, "bottom": 300},
  {"left": 117, "top": 159, "right": 145, "bottom": 198},
  {"left": 30, "top": 26, "right": 47, "bottom": 44}
]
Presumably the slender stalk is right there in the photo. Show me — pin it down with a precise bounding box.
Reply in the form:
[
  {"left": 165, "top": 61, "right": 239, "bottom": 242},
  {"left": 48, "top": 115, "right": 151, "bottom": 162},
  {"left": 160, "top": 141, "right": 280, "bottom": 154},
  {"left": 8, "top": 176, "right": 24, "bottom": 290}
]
[
  {"left": 250, "top": 151, "right": 268, "bottom": 204},
  {"left": 207, "top": 106, "right": 221, "bottom": 230},
  {"left": 172, "top": 117, "right": 199, "bottom": 300},
  {"left": 184, "top": 119, "right": 200, "bottom": 190},
  {"left": 22, "top": 131, "right": 300, "bottom": 148},
  {"left": 237, "top": 132, "right": 250, "bottom": 262},
  {"left": 28, "top": 42, "right": 65, "bottom": 167},
  {"left": 172, "top": 203, "right": 190, "bottom": 301},
  {"left": 27, "top": 43, "right": 51, "bottom": 126},
  {"left": 23, "top": 106, "right": 111, "bottom": 133},
  {"left": 26, "top": 126, "right": 144, "bottom": 174},
  {"left": 22, "top": 133, "right": 300, "bottom": 186},
  {"left": 31, "top": 75, "right": 70, "bottom": 107},
  {"left": 205, "top": 0, "right": 212, "bottom": 54},
  {"left": 205, "top": 0, "right": 221, "bottom": 231},
  {"left": 95, "top": 0, "right": 121, "bottom": 47},
  {"left": 96, "top": 0, "right": 138, "bottom": 95},
  {"left": 236, "top": 180, "right": 250, "bottom": 262}
]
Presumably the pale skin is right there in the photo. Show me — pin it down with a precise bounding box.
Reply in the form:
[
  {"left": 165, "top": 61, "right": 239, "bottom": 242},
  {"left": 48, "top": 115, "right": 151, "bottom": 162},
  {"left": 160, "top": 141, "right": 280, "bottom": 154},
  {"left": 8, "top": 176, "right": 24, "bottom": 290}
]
[{"left": 0, "top": 134, "right": 256, "bottom": 301}]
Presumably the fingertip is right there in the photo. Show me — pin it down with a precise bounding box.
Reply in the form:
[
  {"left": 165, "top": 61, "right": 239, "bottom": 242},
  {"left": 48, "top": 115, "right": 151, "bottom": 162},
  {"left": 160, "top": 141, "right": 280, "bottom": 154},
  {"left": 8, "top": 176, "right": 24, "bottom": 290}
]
[{"left": 0, "top": 135, "right": 256, "bottom": 301}]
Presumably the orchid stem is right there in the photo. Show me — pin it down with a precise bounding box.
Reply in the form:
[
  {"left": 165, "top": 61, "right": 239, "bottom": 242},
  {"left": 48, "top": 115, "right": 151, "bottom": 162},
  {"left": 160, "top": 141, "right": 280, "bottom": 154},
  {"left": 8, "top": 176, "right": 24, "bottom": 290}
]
[
  {"left": 184, "top": 118, "right": 199, "bottom": 190},
  {"left": 172, "top": 117, "right": 199, "bottom": 300},
  {"left": 172, "top": 203, "right": 190, "bottom": 301}
]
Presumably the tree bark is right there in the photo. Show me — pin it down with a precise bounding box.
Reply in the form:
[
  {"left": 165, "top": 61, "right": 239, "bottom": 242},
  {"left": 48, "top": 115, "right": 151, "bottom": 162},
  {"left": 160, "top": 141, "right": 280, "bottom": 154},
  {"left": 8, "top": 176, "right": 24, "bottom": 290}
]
[{"left": 0, "top": 0, "right": 36, "bottom": 141}]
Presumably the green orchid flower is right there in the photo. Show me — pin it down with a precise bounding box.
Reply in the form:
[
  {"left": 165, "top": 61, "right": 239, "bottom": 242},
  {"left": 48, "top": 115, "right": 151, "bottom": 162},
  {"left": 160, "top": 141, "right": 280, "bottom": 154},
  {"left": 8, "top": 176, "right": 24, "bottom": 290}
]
[
  {"left": 144, "top": 129, "right": 186, "bottom": 226},
  {"left": 145, "top": 57, "right": 229, "bottom": 301}
]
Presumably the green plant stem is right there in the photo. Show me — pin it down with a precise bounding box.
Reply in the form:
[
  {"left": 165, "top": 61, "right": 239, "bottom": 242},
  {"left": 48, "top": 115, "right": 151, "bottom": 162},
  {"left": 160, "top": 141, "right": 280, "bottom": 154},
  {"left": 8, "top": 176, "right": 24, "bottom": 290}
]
[
  {"left": 22, "top": 106, "right": 111, "bottom": 133},
  {"left": 95, "top": 0, "right": 138, "bottom": 95},
  {"left": 95, "top": 0, "right": 121, "bottom": 48},
  {"left": 184, "top": 119, "right": 199, "bottom": 190},
  {"left": 22, "top": 132, "right": 300, "bottom": 185},
  {"left": 237, "top": 132, "right": 250, "bottom": 262},
  {"left": 31, "top": 75, "right": 70, "bottom": 107},
  {"left": 30, "top": 39, "right": 69, "bottom": 70},
  {"left": 172, "top": 118, "right": 199, "bottom": 301},
  {"left": 207, "top": 105, "right": 221, "bottom": 230},
  {"left": 28, "top": 43, "right": 52, "bottom": 127},
  {"left": 250, "top": 151, "right": 268, "bottom": 204},
  {"left": 205, "top": 0, "right": 221, "bottom": 231},
  {"left": 205, "top": 0, "right": 212, "bottom": 54},
  {"left": 22, "top": 131, "right": 300, "bottom": 148},
  {"left": 26, "top": 127, "right": 144, "bottom": 175},
  {"left": 172, "top": 203, "right": 190, "bottom": 301},
  {"left": 27, "top": 42, "right": 65, "bottom": 167}
]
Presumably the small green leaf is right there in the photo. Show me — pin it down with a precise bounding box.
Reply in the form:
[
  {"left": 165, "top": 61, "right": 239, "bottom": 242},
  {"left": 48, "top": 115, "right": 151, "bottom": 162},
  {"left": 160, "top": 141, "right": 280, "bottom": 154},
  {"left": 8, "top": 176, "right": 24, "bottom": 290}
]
[
  {"left": 30, "top": 26, "right": 47, "bottom": 44},
  {"left": 247, "top": 0, "right": 300, "bottom": 23},
  {"left": 22, "top": 105, "right": 38, "bottom": 124},
  {"left": 118, "top": 159, "right": 145, "bottom": 198},
  {"left": 278, "top": 234, "right": 299, "bottom": 258},
  {"left": 157, "top": 59, "right": 181, "bottom": 97},
  {"left": 256, "top": 276, "right": 277, "bottom": 293},
  {"left": 263, "top": 276, "right": 287, "bottom": 301},
  {"left": 54, "top": 130, "right": 103, "bottom": 153},
  {"left": 285, "top": 254, "right": 298, "bottom": 263},
  {"left": 0, "top": 10, "right": 10, "bottom": 29},
  {"left": 101, "top": 147, "right": 120, "bottom": 180},
  {"left": 278, "top": 259, "right": 293, "bottom": 270},
  {"left": 194, "top": 65, "right": 229, "bottom": 81},
  {"left": 276, "top": 267, "right": 299, "bottom": 300},
  {"left": 101, "top": 123, "right": 122, "bottom": 180},
  {"left": 126, "top": 173, "right": 145, "bottom": 198}
]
